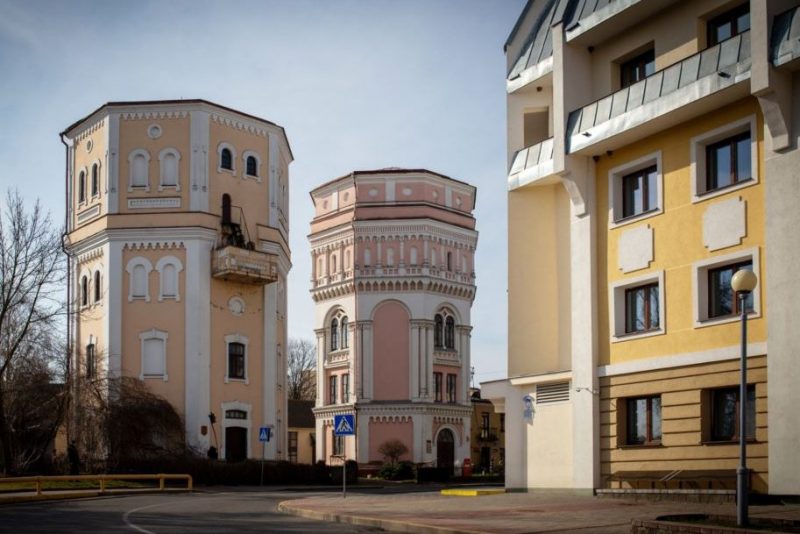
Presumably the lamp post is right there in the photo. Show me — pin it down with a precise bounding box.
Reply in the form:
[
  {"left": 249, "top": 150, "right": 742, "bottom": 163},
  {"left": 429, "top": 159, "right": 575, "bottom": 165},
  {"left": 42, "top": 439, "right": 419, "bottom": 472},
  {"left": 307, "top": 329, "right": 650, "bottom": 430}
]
[{"left": 731, "top": 269, "right": 757, "bottom": 527}]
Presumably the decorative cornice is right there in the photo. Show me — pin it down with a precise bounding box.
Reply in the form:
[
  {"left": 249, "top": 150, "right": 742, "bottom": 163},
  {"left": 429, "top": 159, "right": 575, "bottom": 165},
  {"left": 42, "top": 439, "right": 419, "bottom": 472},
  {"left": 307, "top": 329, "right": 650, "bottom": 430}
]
[
  {"left": 121, "top": 110, "right": 188, "bottom": 121},
  {"left": 211, "top": 112, "right": 268, "bottom": 138}
]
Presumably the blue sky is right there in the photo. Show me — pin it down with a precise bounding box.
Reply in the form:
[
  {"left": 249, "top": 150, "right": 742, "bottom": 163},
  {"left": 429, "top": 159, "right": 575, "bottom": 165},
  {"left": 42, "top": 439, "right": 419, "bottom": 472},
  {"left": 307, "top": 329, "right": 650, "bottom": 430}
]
[{"left": 0, "top": 0, "right": 525, "bottom": 385}]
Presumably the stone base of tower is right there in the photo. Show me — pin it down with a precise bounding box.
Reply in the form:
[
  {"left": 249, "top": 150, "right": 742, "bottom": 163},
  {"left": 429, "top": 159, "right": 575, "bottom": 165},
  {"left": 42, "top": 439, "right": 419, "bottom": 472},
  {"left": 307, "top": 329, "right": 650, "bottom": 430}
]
[{"left": 314, "top": 402, "right": 471, "bottom": 475}]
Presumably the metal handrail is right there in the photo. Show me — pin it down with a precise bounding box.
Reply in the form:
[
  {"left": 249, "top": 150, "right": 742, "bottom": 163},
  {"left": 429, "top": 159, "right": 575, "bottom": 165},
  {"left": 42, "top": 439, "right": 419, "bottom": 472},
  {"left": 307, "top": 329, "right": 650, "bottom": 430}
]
[{"left": 0, "top": 473, "right": 193, "bottom": 496}]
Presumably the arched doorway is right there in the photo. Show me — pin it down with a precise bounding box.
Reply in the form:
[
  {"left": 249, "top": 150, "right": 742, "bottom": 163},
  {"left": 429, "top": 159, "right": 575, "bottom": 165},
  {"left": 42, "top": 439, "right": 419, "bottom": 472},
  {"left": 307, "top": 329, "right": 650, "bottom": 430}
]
[
  {"left": 225, "top": 427, "right": 247, "bottom": 462},
  {"left": 436, "top": 428, "right": 455, "bottom": 472}
]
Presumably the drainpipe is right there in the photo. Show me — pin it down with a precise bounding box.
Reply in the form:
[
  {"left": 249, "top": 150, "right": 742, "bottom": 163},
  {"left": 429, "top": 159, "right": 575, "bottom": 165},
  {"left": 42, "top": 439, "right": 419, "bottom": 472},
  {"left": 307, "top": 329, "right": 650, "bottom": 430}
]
[{"left": 59, "top": 133, "right": 74, "bottom": 443}]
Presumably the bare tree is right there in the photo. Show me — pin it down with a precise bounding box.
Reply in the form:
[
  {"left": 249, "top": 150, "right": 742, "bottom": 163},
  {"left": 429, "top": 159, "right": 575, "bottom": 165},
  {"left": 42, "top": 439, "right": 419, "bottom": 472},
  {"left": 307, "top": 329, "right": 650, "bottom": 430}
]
[
  {"left": 0, "top": 190, "right": 65, "bottom": 474},
  {"left": 378, "top": 439, "right": 408, "bottom": 466},
  {"left": 287, "top": 338, "right": 316, "bottom": 401}
]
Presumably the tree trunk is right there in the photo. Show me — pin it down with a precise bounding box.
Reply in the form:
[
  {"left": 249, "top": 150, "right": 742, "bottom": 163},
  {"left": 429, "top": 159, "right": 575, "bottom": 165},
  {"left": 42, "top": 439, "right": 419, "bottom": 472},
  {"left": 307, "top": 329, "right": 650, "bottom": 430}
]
[{"left": 0, "top": 382, "right": 14, "bottom": 475}]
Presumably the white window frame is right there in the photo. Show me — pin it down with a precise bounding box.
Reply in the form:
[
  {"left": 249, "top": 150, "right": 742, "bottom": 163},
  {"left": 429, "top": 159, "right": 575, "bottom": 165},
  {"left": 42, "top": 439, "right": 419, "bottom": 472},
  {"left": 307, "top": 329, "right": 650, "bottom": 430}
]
[
  {"left": 224, "top": 333, "right": 249, "bottom": 384},
  {"left": 90, "top": 160, "right": 102, "bottom": 199},
  {"left": 78, "top": 167, "right": 89, "bottom": 205},
  {"left": 690, "top": 115, "right": 758, "bottom": 203},
  {"left": 242, "top": 150, "right": 262, "bottom": 181},
  {"left": 79, "top": 271, "right": 91, "bottom": 309},
  {"left": 155, "top": 255, "right": 183, "bottom": 302},
  {"left": 93, "top": 265, "right": 104, "bottom": 305},
  {"left": 221, "top": 401, "right": 251, "bottom": 460},
  {"left": 609, "top": 270, "right": 666, "bottom": 342},
  {"left": 139, "top": 328, "right": 168, "bottom": 381},
  {"left": 128, "top": 149, "right": 151, "bottom": 192},
  {"left": 126, "top": 257, "right": 153, "bottom": 302},
  {"left": 692, "top": 246, "right": 761, "bottom": 328},
  {"left": 608, "top": 151, "right": 663, "bottom": 229},
  {"left": 157, "top": 148, "right": 181, "bottom": 191},
  {"left": 217, "top": 142, "right": 237, "bottom": 175}
]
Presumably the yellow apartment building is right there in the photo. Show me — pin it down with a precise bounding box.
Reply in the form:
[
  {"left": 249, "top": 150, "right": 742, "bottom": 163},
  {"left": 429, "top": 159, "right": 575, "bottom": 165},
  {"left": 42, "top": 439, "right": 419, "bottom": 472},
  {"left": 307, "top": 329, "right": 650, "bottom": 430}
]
[
  {"left": 484, "top": 0, "right": 800, "bottom": 497},
  {"left": 62, "top": 100, "right": 292, "bottom": 462}
]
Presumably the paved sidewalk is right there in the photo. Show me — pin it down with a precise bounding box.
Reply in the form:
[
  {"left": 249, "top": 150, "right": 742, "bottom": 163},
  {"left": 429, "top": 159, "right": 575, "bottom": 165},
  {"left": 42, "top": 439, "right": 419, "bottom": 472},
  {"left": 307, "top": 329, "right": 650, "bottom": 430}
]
[{"left": 279, "top": 490, "right": 800, "bottom": 534}]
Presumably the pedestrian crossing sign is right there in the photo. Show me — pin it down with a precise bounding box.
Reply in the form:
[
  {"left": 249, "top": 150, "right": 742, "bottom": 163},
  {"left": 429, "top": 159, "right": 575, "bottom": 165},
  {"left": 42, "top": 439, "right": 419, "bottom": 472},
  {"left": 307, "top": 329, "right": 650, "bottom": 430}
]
[
  {"left": 259, "top": 426, "right": 271, "bottom": 442},
  {"left": 334, "top": 414, "right": 355, "bottom": 436}
]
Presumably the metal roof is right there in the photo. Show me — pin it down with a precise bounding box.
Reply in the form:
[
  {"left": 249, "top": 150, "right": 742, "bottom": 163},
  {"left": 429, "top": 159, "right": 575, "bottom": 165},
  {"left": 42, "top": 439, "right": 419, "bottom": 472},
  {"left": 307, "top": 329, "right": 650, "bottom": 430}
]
[
  {"left": 507, "top": 0, "right": 573, "bottom": 81},
  {"left": 771, "top": 5, "right": 800, "bottom": 67}
]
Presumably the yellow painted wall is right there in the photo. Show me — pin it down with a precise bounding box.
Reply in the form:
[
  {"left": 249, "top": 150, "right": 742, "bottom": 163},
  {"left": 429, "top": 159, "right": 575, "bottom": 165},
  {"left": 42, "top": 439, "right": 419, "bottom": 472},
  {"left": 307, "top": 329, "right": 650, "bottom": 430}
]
[
  {"left": 600, "top": 356, "right": 768, "bottom": 492},
  {"left": 118, "top": 116, "right": 191, "bottom": 213},
  {"left": 507, "top": 184, "right": 571, "bottom": 377},
  {"left": 75, "top": 257, "right": 107, "bottom": 377},
  {"left": 596, "top": 99, "right": 766, "bottom": 367},
  {"left": 72, "top": 121, "right": 108, "bottom": 229},
  {"left": 120, "top": 247, "right": 187, "bottom": 414}
]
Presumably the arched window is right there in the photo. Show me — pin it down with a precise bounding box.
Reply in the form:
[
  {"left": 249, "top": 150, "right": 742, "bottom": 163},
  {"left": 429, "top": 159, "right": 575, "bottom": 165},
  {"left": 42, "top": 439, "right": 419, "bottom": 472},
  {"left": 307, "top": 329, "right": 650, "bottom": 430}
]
[
  {"left": 220, "top": 148, "right": 233, "bottom": 171},
  {"left": 126, "top": 257, "right": 153, "bottom": 302},
  {"left": 364, "top": 248, "right": 372, "bottom": 266},
  {"left": 222, "top": 193, "right": 232, "bottom": 224},
  {"left": 91, "top": 164, "right": 99, "bottom": 197},
  {"left": 387, "top": 248, "right": 395, "bottom": 266},
  {"left": 246, "top": 155, "right": 257, "bottom": 177},
  {"left": 78, "top": 171, "right": 86, "bottom": 202},
  {"left": 447, "top": 252, "right": 453, "bottom": 271},
  {"left": 330, "top": 318, "right": 339, "bottom": 351},
  {"left": 80, "top": 275, "right": 88, "bottom": 307},
  {"left": 158, "top": 148, "right": 180, "bottom": 189},
  {"left": 345, "top": 250, "right": 351, "bottom": 270},
  {"left": 331, "top": 254, "right": 337, "bottom": 273},
  {"left": 128, "top": 150, "right": 150, "bottom": 190},
  {"left": 445, "top": 316, "right": 455, "bottom": 349},
  {"left": 410, "top": 246, "right": 418, "bottom": 265},
  {"left": 431, "top": 249, "right": 437, "bottom": 268},
  {"left": 85, "top": 343, "right": 96, "bottom": 378},
  {"left": 317, "top": 258, "right": 323, "bottom": 278},
  {"left": 434, "top": 314, "right": 444, "bottom": 348},
  {"left": 340, "top": 317, "right": 349, "bottom": 349},
  {"left": 156, "top": 256, "right": 183, "bottom": 301},
  {"left": 94, "top": 270, "right": 101, "bottom": 303}
]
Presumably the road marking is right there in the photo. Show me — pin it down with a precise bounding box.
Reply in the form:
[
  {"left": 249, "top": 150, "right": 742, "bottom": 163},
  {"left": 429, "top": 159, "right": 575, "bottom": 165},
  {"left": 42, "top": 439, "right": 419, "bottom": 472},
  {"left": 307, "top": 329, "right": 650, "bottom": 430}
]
[{"left": 123, "top": 500, "right": 183, "bottom": 533}]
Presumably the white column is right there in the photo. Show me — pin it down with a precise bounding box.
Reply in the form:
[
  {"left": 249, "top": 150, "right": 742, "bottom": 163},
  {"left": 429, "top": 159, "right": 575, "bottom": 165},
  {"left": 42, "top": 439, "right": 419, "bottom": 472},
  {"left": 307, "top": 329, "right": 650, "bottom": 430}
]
[
  {"left": 412, "top": 414, "right": 424, "bottom": 463},
  {"left": 268, "top": 132, "right": 280, "bottom": 227},
  {"left": 354, "top": 322, "right": 363, "bottom": 399},
  {"left": 262, "top": 281, "right": 278, "bottom": 460},
  {"left": 459, "top": 326, "right": 472, "bottom": 403},
  {"left": 106, "top": 240, "right": 123, "bottom": 378},
  {"left": 315, "top": 418, "right": 326, "bottom": 462},
  {"left": 184, "top": 236, "right": 214, "bottom": 453},
  {"left": 409, "top": 322, "right": 421, "bottom": 401},
  {"left": 424, "top": 322, "right": 434, "bottom": 400},
  {"left": 106, "top": 113, "right": 119, "bottom": 213},
  {"left": 363, "top": 322, "right": 373, "bottom": 400},
  {"left": 315, "top": 329, "right": 326, "bottom": 408},
  {"left": 189, "top": 111, "right": 210, "bottom": 212},
  {"left": 567, "top": 172, "right": 599, "bottom": 491},
  {"left": 399, "top": 239, "right": 405, "bottom": 266},
  {"left": 356, "top": 413, "right": 369, "bottom": 463}
]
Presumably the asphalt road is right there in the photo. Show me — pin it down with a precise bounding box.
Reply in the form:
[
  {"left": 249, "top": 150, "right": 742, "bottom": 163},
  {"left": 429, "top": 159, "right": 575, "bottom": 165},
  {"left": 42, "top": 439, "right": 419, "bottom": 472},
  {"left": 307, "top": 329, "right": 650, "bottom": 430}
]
[{"left": 0, "top": 490, "right": 382, "bottom": 533}]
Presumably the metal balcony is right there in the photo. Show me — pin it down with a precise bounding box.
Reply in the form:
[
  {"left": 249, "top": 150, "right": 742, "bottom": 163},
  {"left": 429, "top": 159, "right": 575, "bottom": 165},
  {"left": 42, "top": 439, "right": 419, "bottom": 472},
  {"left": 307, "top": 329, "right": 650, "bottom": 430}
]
[
  {"left": 212, "top": 245, "right": 278, "bottom": 285},
  {"left": 507, "top": 137, "right": 554, "bottom": 190},
  {"left": 772, "top": 5, "right": 800, "bottom": 68},
  {"left": 567, "top": 31, "right": 751, "bottom": 155}
]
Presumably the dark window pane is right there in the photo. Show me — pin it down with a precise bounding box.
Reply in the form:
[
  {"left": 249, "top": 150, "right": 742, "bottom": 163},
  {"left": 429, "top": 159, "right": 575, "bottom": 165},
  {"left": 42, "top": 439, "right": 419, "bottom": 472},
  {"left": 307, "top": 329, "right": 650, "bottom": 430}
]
[
  {"left": 708, "top": 4, "right": 749, "bottom": 46},
  {"left": 736, "top": 135, "right": 751, "bottom": 181},
  {"left": 737, "top": 12, "right": 750, "bottom": 33},
  {"left": 228, "top": 342, "right": 245, "bottom": 379},
  {"left": 246, "top": 156, "right": 257, "bottom": 176},
  {"left": 709, "top": 261, "right": 753, "bottom": 318},
  {"left": 711, "top": 386, "right": 755, "bottom": 441},
  {"left": 648, "top": 286, "right": 659, "bottom": 329},
  {"left": 647, "top": 169, "right": 658, "bottom": 211},
  {"left": 651, "top": 397, "right": 662, "bottom": 440},
  {"left": 221, "top": 148, "right": 232, "bottom": 170},
  {"left": 621, "top": 49, "right": 655, "bottom": 88},
  {"left": 627, "top": 398, "right": 647, "bottom": 444},
  {"left": 625, "top": 283, "right": 658, "bottom": 333}
]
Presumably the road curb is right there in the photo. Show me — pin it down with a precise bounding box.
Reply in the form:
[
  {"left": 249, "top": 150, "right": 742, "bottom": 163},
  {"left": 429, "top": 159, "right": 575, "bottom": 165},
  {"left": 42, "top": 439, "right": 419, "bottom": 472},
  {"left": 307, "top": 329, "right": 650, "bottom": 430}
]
[{"left": 278, "top": 501, "right": 487, "bottom": 534}]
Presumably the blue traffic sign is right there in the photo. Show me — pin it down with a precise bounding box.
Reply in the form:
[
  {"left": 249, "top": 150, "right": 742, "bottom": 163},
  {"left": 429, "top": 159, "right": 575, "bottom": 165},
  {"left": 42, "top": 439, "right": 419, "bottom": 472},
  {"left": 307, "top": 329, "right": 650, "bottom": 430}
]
[
  {"left": 259, "top": 426, "right": 272, "bottom": 442},
  {"left": 333, "top": 414, "right": 355, "bottom": 436}
]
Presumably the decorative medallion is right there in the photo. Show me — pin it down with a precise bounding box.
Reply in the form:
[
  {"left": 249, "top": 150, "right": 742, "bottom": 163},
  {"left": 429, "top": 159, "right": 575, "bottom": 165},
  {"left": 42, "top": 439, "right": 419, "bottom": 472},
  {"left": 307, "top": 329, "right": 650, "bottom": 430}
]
[
  {"left": 228, "top": 296, "right": 246, "bottom": 316},
  {"left": 369, "top": 188, "right": 379, "bottom": 198},
  {"left": 432, "top": 190, "right": 439, "bottom": 199},
  {"left": 147, "top": 124, "right": 163, "bottom": 139},
  {"left": 402, "top": 187, "right": 412, "bottom": 196},
  {"left": 86, "top": 139, "right": 93, "bottom": 153}
]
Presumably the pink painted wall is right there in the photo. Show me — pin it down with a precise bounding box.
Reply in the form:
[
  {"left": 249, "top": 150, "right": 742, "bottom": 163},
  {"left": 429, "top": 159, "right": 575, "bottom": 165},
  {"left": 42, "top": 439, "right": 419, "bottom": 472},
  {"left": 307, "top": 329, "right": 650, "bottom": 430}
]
[
  {"left": 369, "top": 419, "right": 413, "bottom": 463},
  {"left": 372, "top": 301, "right": 409, "bottom": 401}
]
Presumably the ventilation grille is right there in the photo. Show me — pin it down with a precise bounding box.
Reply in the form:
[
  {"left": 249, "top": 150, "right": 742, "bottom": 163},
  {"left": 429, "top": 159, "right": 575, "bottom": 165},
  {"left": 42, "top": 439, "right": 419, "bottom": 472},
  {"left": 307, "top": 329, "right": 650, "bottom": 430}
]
[{"left": 536, "top": 381, "right": 570, "bottom": 404}]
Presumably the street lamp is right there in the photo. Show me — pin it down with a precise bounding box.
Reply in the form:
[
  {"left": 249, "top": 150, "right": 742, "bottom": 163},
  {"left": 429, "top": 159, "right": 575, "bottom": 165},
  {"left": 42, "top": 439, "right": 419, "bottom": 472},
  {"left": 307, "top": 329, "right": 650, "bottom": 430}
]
[{"left": 731, "top": 269, "right": 757, "bottom": 527}]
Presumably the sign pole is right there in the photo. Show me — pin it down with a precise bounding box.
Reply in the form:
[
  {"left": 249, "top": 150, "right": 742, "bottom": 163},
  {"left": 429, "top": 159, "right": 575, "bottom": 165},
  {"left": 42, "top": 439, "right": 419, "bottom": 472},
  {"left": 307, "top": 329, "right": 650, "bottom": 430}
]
[
  {"left": 260, "top": 440, "right": 265, "bottom": 486},
  {"left": 343, "top": 452, "right": 347, "bottom": 499}
]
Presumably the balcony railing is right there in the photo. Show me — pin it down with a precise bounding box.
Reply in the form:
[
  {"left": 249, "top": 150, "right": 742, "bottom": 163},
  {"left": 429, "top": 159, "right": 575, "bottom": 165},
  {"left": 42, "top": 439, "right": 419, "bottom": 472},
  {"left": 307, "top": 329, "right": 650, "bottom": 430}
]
[
  {"left": 507, "top": 137, "right": 554, "bottom": 190},
  {"left": 771, "top": 5, "right": 800, "bottom": 67},
  {"left": 212, "top": 246, "right": 278, "bottom": 285},
  {"left": 434, "top": 349, "right": 460, "bottom": 366},
  {"left": 567, "top": 31, "right": 751, "bottom": 153}
]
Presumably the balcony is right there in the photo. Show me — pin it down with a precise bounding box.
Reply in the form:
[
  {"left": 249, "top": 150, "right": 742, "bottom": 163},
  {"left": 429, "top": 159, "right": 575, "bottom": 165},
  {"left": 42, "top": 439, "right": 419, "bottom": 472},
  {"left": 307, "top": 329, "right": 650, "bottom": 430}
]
[
  {"left": 507, "top": 137, "right": 554, "bottom": 190},
  {"left": 567, "top": 31, "right": 751, "bottom": 155},
  {"left": 434, "top": 349, "right": 460, "bottom": 367},
  {"left": 564, "top": 0, "right": 678, "bottom": 46},
  {"left": 772, "top": 5, "right": 800, "bottom": 68},
  {"left": 212, "top": 246, "right": 278, "bottom": 285}
]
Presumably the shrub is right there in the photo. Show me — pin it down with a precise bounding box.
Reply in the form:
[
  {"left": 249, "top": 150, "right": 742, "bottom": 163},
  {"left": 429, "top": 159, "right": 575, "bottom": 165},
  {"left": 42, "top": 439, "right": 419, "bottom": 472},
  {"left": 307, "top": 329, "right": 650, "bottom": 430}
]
[
  {"left": 377, "top": 439, "right": 409, "bottom": 465},
  {"left": 379, "top": 460, "right": 414, "bottom": 480}
]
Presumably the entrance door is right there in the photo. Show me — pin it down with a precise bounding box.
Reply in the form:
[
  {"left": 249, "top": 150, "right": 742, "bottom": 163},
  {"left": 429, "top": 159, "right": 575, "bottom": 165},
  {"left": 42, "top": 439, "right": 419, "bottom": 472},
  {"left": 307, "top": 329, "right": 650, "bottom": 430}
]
[
  {"left": 225, "top": 427, "right": 247, "bottom": 462},
  {"left": 436, "top": 428, "right": 455, "bottom": 473},
  {"left": 480, "top": 447, "right": 491, "bottom": 472}
]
